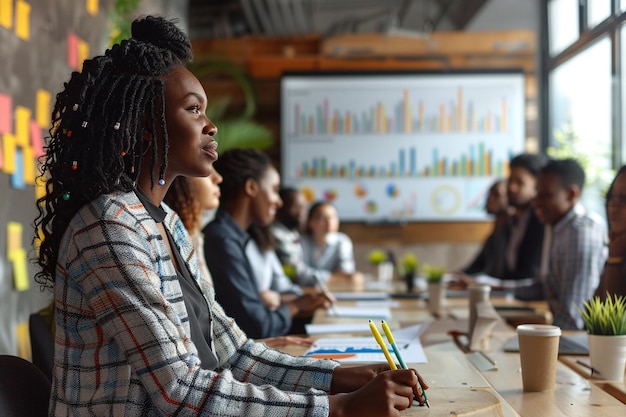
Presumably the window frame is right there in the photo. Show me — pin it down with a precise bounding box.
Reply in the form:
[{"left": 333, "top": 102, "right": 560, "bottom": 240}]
[{"left": 541, "top": 0, "right": 624, "bottom": 168}]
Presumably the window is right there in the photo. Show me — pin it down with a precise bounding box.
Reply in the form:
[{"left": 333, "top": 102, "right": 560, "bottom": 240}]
[
  {"left": 548, "top": 0, "right": 580, "bottom": 56},
  {"left": 550, "top": 36, "right": 613, "bottom": 215},
  {"left": 587, "top": 0, "right": 612, "bottom": 28}
]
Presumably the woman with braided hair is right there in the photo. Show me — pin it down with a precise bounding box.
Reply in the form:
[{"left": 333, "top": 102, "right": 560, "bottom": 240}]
[
  {"left": 34, "top": 16, "right": 426, "bottom": 416},
  {"left": 164, "top": 173, "right": 315, "bottom": 349},
  {"left": 203, "top": 148, "right": 335, "bottom": 339}
]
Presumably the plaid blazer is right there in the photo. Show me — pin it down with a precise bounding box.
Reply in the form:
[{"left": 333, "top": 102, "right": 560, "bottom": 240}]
[{"left": 51, "top": 191, "right": 337, "bottom": 416}]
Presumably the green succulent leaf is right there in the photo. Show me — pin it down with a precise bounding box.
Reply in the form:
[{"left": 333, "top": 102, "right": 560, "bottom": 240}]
[
  {"left": 577, "top": 293, "right": 626, "bottom": 335},
  {"left": 368, "top": 250, "right": 387, "bottom": 265}
]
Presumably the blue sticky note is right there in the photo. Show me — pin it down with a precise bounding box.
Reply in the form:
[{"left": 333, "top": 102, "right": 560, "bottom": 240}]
[{"left": 11, "top": 148, "right": 25, "bottom": 189}]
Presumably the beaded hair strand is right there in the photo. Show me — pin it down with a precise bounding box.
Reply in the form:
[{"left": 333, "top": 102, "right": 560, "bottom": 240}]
[{"left": 33, "top": 16, "right": 193, "bottom": 289}]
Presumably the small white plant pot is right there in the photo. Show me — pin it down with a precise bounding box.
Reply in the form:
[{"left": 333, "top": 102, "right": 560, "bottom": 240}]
[
  {"left": 376, "top": 262, "right": 394, "bottom": 282},
  {"left": 428, "top": 282, "right": 445, "bottom": 314},
  {"left": 588, "top": 334, "right": 626, "bottom": 381}
]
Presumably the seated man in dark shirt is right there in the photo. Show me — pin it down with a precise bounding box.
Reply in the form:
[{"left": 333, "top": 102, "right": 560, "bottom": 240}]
[{"left": 454, "top": 153, "right": 547, "bottom": 290}]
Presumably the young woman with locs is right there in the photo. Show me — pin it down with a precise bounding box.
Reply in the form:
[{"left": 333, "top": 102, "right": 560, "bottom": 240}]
[{"left": 34, "top": 16, "right": 426, "bottom": 416}]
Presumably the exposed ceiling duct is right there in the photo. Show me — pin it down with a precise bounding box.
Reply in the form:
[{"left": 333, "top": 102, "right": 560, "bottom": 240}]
[{"left": 188, "top": 0, "right": 488, "bottom": 38}]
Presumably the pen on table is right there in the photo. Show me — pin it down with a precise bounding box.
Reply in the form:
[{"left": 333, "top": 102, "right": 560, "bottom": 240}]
[
  {"left": 313, "top": 273, "right": 339, "bottom": 316},
  {"left": 478, "top": 350, "right": 498, "bottom": 368},
  {"left": 368, "top": 320, "right": 397, "bottom": 370},
  {"left": 381, "top": 320, "right": 430, "bottom": 408},
  {"left": 576, "top": 359, "right": 600, "bottom": 377}
]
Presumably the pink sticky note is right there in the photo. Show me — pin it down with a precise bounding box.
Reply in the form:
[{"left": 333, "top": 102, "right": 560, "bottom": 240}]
[
  {"left": 0, "top": 93, "right": 11, "bottom": 134},
  {"left": 67, "top": 33, "right": 78, "bottom": 69},
  {"left": 30, "top": 120, "right": 44, "bottom": 157}
]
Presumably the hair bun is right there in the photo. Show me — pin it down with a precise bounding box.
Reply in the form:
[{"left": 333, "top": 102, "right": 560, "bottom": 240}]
[{"left": 131, "top": 16, "right": 192, "bottom": 61}]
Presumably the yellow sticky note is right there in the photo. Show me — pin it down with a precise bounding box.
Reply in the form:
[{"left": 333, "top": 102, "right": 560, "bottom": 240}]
[
  {"left": 7, "top": 221, "right": 22, "bottom": 253},
  {"left": 16, "top": 321, "right": 31, "bottom": 360},
  {"left": 10, "top": 248, "right": 29, "bottom": 291},
  {"left": 0, "top": 0, "right": 13, "bottom": 29},
  {"left": 78, "top": 39, "right": 90, "bottom": 71},
  {"left": 3, "top": 132, "right": 16, "bottom": 173},
  {"left": 15, "top": 106, "right": 31, "bottom": 147},
  {"left": 35, "top": 173, "right": 46, "bottom": 202},
  {"left": 36, "top": 89, "right": 51, "bottom": 128},
  {"left": 15, "top": 0, "right": 30, "bottom": 41},
  {"left": 86, "top": 0, "right": 98, "bottom": 16},
  {"left": 22, "top": 144, "right": 35, "bottom": 185}
]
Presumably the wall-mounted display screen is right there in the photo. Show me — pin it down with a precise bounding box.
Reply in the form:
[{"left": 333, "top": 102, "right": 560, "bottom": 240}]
[{"left": 280, "top": 70, "right": 525, "bottom": 222}]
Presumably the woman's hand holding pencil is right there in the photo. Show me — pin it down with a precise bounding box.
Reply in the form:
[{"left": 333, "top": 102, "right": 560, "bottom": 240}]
[
  {"left": 326, "top": 320, "right": 429, "bottom": 416},
  {"left": 369, "top": 320, "right": 430, "bottom": 408},
  {"left": 328, "top": 368, "right": 427, "bottom": 416}
]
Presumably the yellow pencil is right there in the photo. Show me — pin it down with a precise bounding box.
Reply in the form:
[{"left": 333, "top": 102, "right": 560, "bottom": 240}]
[
  {"left": 369, "top": 320, "right": 397, "bottom": 370},
  {"left": 381, "top": 320, "right": 430, "bottom": 408}
]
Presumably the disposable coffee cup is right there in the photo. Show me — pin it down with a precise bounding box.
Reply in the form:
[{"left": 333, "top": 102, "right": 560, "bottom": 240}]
[{"left": 516, "top": 324, "right": 561, "bottom": 392}]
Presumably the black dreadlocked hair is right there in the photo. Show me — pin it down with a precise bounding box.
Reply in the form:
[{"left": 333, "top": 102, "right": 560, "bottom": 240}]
[
  {"left": 34, "top": 16, "right": 193, "bottom": 289},
  {"left": 213, "top": 148, "right": 273, "bottom": 204}
]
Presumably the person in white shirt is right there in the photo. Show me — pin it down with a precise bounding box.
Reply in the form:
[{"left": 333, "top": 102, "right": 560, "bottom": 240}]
[
  {"left": 246, "top": 223, "right": 303, "bottom": 310},
  {"left": 300, "top": 201, "right": 364, "bottom": 285}
]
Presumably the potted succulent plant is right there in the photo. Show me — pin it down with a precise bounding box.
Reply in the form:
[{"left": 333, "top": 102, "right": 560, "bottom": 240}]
[
  {"left": 423, "top": 264, "right": 446, "bottom": 314},
  {"left": 578, "top": 293, "right": 626, "bottom": 380},
  {"left": 399, "top": 253, "right": 419, "bottom": 293},
  {"left": 368, "top": 249, "right": 393, "bottom": 282}
]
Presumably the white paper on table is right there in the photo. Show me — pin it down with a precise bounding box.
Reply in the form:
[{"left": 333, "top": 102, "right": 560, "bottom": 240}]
[
  {"left": 305, "top": 322, "right": 372, "bottom": 335},
  {"left": 332, "top": 292, "right": 390, "bottom": 301},
  {"left": 355, "top": 300, "right": 400, "bottom": 308},
  {"left": 327, "top": 306, "right": 391, "bottom": 319},
  {"left": 304, "top": 323, "right": 428, "bottom": 363}
]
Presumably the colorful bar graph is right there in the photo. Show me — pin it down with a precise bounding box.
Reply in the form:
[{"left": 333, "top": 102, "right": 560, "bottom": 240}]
[
  {"left": 294, "top": 88, "right": 509, "bottom": 136},
  {"left": 295, "top": 143, "right": 512, "bottom": 179}
]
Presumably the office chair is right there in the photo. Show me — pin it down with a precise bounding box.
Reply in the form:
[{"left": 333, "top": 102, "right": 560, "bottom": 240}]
[
  {"left": 0, "top": 355, "right": 51, "bottom": 417},
  {"left": 29, "top": 311, "right": 54, "bottom": 381}
]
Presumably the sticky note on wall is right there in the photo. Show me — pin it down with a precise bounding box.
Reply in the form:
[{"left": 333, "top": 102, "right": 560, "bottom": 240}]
[
  {"left": 22, "top": 144, "right": 34, "bottom": 185},
  {"left": 15, "top": 106, "right": 31, "bottom": 146},
  {"left": 11, "top": 147, "right": 25, "bottom": 189},
  {"left": 15, "top": 0, "right": 30, "bottom": 41},
  {"left": 7, "top": 222, "right": 29, "bottom": 292},
  {"left": 0, "top": 92, "right": 11, "bottom": 133},
  {"left": 86, "top": 0, "right": 99, "bottom": 16},
  {"left": 7, "top": 222, "right": 22, "bottom": 252},
  {"left": 78, "top": 39, "right": 90, "bottom": 71},
  {"left": 0, "top": 0, "right": 13, "bottom": 29},
  {"left": 35, "top": 174, "right": 46, "bottom": 201},
  {"left": 67, "top": 33, "right": 78, "bottom": 69},
  {"left": 10, "top": 248, "right": 29, "bottom": 291},
  {"left": 30, "top": 119, "right": 44, "bottom": 158},
  {"left": 36, "top": 89, "right": 51, "bottom": 128},
  {"left": 3, "top": 133, "right": 16, "bottom": 173},
  {"left": 16, "top": 321, "right": 31, "bottom": 360}
]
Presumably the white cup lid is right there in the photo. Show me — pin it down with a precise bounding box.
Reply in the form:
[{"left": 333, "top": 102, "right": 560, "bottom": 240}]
[
  {"left": 516, "top": 324, "right": 561, "bottom": 336},
  {"left": 468, "top": 283, "right": 490, "bottom": 291}
]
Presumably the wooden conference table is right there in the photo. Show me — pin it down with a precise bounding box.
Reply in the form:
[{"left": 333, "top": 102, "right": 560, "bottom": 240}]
[{"left": 281, "top": 281, "right": 626, "bottom": 417}]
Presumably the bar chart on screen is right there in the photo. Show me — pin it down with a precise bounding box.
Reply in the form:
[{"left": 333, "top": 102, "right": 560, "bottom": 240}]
[{"left": 281, "top": 71, "right": 525, "bottom": 221}]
